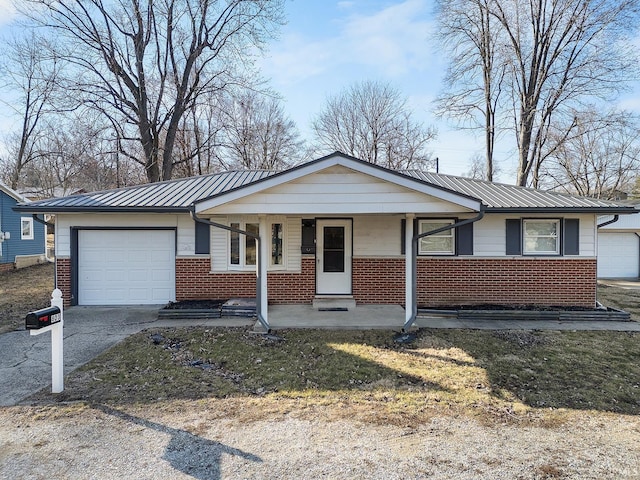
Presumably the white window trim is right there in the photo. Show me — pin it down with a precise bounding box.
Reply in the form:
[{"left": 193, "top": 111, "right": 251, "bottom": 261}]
[
  {"left": 418, "top": 219, "right": 455, "bottom": 255},
  {"left": 227, "top": 218, "right": 288, "bottom": 271},
  {"left": 21, "top": 217, "right": 34, "bottom": 240},
  {"left": 523, "top": 219, "right": 560, "bottom": 255}
]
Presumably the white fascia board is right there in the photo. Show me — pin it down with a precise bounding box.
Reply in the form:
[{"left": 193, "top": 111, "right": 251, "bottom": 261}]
[{"left": 195, "top": 155, "right": 483, "bottom": 214}]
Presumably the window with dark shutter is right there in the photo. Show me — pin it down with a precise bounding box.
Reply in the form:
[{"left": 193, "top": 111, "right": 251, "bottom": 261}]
[
  {"left": 456, "top": 222, "right": 474, "bottom": 255},
  {"left": 505, "top": 219, "right": 522, "bottom": 255},
  {"left": 195, "top": 221, "right": 210, "bottom": 254},
  {"left": 563, "top": 219, "right": 580, "bottom": 255}
]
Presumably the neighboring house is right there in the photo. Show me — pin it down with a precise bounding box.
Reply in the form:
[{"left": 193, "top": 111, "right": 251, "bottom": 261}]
[
  {"left": 597, "top": 207, "right": 640, "bottom": 278},
  {"left": 14, "top": 153, "right": 636, "bottom": 329},
  {"left": 1, "top": 182, "right": 47, "bottom": 271}
]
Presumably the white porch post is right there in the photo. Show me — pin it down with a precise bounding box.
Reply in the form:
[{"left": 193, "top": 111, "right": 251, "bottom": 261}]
[
  {"left": 405, "top": 213, "right": 415, "bottom": 324},
  {"left": 259, "top": 215, "right": 269, "bottom": 325}
]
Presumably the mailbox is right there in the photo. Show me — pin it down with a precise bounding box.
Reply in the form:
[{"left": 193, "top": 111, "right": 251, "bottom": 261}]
[{"left": 25, "top": 306, "right": 62, "bottom": 330}]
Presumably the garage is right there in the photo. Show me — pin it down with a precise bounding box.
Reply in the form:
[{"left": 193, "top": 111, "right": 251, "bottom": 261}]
[
  {"left": 597, "top": 231, "right": 639, "bottom": 278},
  {"left": 78, "top": 229, "right": 175, "bottom": 305}
]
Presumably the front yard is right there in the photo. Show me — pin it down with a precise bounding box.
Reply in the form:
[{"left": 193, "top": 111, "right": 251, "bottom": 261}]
[{"left": 2, "top": 265, "right": 640, "bottom": 478}]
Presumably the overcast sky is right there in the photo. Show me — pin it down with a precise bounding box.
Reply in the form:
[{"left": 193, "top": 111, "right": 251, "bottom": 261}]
[{"left": 2, "top": 0, "right": 639, "bottom": 182}]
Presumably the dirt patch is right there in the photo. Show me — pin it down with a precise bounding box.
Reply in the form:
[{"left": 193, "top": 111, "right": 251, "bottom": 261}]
[{"left": 0, "top": 263, "right": 55, "bottom": 334}]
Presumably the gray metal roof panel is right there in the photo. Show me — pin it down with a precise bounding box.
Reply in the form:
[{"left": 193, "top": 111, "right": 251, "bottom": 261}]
[
  {"left": 14, "top": 165, "right": 635, "bottom": 214},
  {"left": 401, "top": 170, "right": 632, "bottom": 211}
]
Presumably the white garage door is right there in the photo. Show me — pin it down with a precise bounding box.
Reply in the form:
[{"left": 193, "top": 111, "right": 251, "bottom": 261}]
[
  {"left": 597, "top": 232, "right": 639, "bottom": 278},
  {"left": 78, "top": 230, "right": 175, "bottom": 305}
]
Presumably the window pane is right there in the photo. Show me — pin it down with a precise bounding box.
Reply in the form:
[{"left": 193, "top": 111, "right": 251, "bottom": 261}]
[
  {"left": 323, "top": 226, "right": 345, "bottom": 272},
  {"left": 525, "top": 221, "right": 557, "bottom": 237},
  {"left": 230, "top": 223, "right": 240, "bottom": 265},
  {"left": 271, "top": 223, "right": 283, "bottom": 265},
  {"left": 421, "top": 222, "right": 452, "bottom": 236},
  {"left": 245, "top": 223, "right": 259, "bottom": 266},
  {"left": 419, "top": 220, "right": 454, "bottom": 254},
  {"left": 526, "top": 237, "right": 557, "bottom": 252},
  {"left": 421, "top": 236, "right": 453, "bottom": 252},
  {"left": 523, "top": 220, "right": 559, "bottom": 253},
  {"left": 22, "top": 220, "right": 31, "bottom": 238}
]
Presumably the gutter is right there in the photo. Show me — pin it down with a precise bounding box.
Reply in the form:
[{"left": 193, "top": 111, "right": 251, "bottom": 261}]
[
  {"left": 403, "top": 208, "right": 486, "bottom": 332},
  {"left": 190, "top": 206, "right": 269, "bottom": 332}
]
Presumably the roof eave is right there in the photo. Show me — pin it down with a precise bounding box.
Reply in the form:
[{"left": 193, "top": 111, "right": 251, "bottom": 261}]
[
  {"left": 486, "top": 207, "right": 639, "bottom": 214},
  {"left": 13, "top": 205, "right": 191, "bottom": 214}
]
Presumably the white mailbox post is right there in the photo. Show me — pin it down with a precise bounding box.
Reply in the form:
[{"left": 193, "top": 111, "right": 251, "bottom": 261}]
[{"left": 27, "top": 289, "right": 64, "bottom": 393}]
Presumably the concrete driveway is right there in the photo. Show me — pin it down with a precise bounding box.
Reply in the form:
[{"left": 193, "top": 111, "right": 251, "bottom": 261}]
[
  {"left": 0, "top": 306, "right": 252, "bottom": 407},
  {"left": 598, "top": 278, "right": 640, "bottom": 290}
]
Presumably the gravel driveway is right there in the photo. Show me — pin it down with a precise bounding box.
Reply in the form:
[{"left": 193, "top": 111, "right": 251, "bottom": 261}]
[{"left": 1, "top": 404, "right": 638, "bottom": 479}]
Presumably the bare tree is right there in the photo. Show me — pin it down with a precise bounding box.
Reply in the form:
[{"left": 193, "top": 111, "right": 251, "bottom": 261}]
[
  {"left": 312, "top": 80, "right": 436, "bottom": 170},
  {"left": 541, "top": 108, "right": 640, "bottom": 199},
  {"left": 0, "top": 34, "right": 63, "bottom": 189},
  {"left": 217, "top": 90, "right": 305, "bottom": 170},
  {"left": 21, "top": 0, "right": 284, "bottom": 183},
  {"left": 435, "top": 0, "right": 506, "bottom": 181},
  {"left": 436, "top": 0, "right": 640, "bottom": 186}
]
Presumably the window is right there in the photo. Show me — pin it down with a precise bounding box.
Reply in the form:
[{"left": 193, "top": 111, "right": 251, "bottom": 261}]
[
  {"left": 21, "top": 217, "right": 34, "bottom": 240},
  {"left": 229, "top": 221, "right": 286, "bottom": 269},
  {"left": 418, "top": 219, "right": 455, "bottom": 255},
  {"left": 523, "top": 219, "right": 560, "bottom": 255}
]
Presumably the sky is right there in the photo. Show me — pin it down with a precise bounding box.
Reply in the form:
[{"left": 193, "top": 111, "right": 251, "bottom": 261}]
[
  {"left": 258, "top": 0, "right": 491, "bottom": 177},
  {"left": 1, "top": 0, "right": 639, "bottom": 182}
]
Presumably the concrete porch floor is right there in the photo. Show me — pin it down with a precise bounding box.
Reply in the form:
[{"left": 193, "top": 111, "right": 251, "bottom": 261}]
[{"left": 264, "top": 304, "right": 408, "bottom": 330}]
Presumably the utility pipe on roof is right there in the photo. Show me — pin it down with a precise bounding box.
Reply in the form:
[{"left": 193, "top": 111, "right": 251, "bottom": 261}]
[
  {"left": 190, "top": 207, "right": 269, "bottom": 332},
  {"left": 403, "top": 209, "right": 485, "bottom": 332}
]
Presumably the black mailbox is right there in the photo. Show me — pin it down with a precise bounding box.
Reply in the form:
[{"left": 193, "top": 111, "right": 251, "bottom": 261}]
[{"left": 25, "top": 306, "right": 61, "bottom": 330}]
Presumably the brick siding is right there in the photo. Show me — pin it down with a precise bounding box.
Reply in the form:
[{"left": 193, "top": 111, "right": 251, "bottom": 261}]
[
  {"left": 175, "top": 257, "right": 316, "bottom": 304},
  {"left": 58, "top": 255, "right": 597, "bottom": 308},
  {"left": 353, "top": 258, "right": 405, "bottom": 304},
  {"left": 55, "top": 258, "right": 72, "bottom": 307},
  {"left": 0, "top": 262, "right": 15, "bottom": 272},
  {"left": 416, "top": 257, "right": 596, "bottom": 308}
]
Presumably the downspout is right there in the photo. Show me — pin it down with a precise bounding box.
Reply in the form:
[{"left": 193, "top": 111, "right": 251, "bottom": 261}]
[
  {"left": 597, "top": 215, "right": 619, "bottom": 228},
  {"left": 403, "top": 208, "right": 485, "bottom": 332},
  {"left": 190, "top": 206, "right": 269, "bottom": 332}
]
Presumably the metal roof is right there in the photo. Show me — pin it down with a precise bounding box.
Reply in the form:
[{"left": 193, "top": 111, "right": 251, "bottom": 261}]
[
  {"left": 14, "top": 170, "right": 274, "bottom": 213},
  {"left": 14, "top": 159, "right": 636, "bottom": 214},
  {"left": 401, "top": 170, "right": 635, "bottom": 213}
]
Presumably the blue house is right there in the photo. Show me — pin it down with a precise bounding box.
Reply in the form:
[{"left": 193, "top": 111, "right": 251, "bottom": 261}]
[{"left": 0, "top": 182, "right": 46, "bottom": 271}]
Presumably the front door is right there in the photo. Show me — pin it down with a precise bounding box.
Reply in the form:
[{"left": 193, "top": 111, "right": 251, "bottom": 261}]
[{"left": 316, "top": 219, "right": 352, "bottom": 295}]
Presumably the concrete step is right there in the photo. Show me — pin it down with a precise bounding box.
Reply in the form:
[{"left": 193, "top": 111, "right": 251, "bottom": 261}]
[{"left": 312, "top": 296, "right": 356, "bottom": 311}]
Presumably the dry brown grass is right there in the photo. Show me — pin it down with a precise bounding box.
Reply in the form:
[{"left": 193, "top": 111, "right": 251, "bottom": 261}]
[
  {"left": 597, "top": 283, "right": 640, "bottom": 320},
  {"left": 27, "top": 326, "right": 640, "bottom": 428},
  {"left": 0, "top": 263, "right": 54, "bottom": 334}
]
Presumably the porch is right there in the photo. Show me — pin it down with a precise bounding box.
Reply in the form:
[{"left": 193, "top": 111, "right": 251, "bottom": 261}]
[{"left": 261, "top": 304, "right": 408, "bottom": 330}]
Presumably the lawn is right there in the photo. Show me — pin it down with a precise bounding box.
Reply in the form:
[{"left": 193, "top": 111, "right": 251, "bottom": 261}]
[
  {"left": 28, "top": 325, "right": 640, "bottom": 426},
  {"left": 0, "top": 263, "right": 54, "bottom": 334},
  {"left": 4, "top": 264, "right": 639, "bottom": 425}
]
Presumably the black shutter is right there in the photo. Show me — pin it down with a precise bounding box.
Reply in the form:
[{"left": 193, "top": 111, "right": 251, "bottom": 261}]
[
  {"left": 506, "top": 219, "right": 522, "bottom": 255},
  {"left": 195, "top": 222, "right": 210, "bottom": 254},
  {"left": 401, "top": 219, "right": 406, "bottom": 254},
  {"left": 563, "top": 219, "right": 580, "bottom": 255},
  {"left": 456, "top": 222, "right": 474, "bottom": 255}
]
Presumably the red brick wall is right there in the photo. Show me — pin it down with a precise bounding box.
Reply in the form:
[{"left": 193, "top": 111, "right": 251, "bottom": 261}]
[
  {"left": 175, "top": 257, "right": 316, "bottom": 304},
  {"left": 55, "top": 258, "right": 72, "bottom": 307},
  {"left": 58, "top": 255, "right": 597, "bottom": 308},
  {"left": 0, "top": 262, "right": 15, "bottom": 272},
  {"left": 353, "top": 258, "right": 405, "bottom": 304},
  {"left": 417, "top": 257, "right": 597, "bottom": 308}
]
